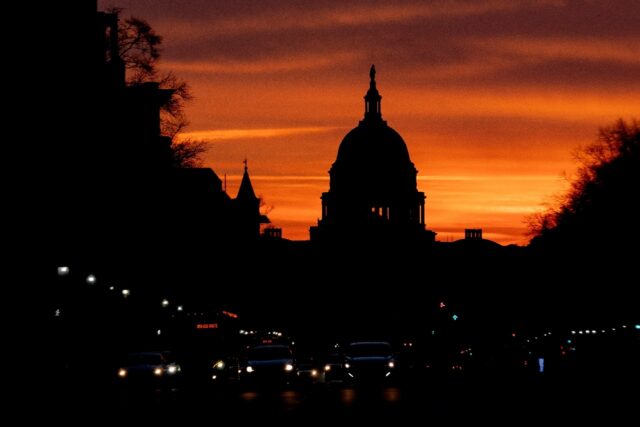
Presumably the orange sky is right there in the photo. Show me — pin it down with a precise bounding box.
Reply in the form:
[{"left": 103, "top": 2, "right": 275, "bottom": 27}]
[{"left": 101, "top": 0, "right": 640, "bottom": 244}]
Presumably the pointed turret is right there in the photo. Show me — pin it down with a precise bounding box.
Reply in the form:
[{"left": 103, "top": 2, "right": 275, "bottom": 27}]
[{"left": 236, "top": 159, "right": 258, "bottom": 202}]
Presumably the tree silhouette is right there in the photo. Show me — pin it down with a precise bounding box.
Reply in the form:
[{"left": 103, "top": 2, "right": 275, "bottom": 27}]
[
  {"left": 112, "top": 9, "right": 204, "bottom": 167},
  {"left": 529, "top": 119, "right": 640, "bottom": 253}
]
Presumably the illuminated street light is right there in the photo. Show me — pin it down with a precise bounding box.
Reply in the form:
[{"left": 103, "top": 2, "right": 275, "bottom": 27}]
[
  {"left": 122, "top": 289, "right": 130, "bottom": 297},
  {"left": 177, "top": 305, "right": 183, "bottom": 312},
  {"left": 452, "top": 314, "right": 459, "bottom": 321},
  {"left": 109, "top": 286, "right": 115, "bottom": 291},
  {"left": 161, "top": 299, "right": 169, "bottom": 307},
  {"left": 86, "top": 274, "right": 96, "bottom": 285},
  {"left": 57, "top": 266, "right": 69, "bottom": 276},
  {"left": 157, "top": 329, "right": 162, "bottom": 336}
]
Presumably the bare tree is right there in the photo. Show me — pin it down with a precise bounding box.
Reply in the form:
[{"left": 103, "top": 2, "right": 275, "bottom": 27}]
[
  {"left": 529, "top": 119, "right": 639, "bottom": 250},
  {"left": 112, "top": 9, "right": 204, "bottom": 167}
]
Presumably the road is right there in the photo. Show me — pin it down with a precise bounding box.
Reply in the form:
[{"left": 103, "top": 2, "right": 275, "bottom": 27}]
[{"left": 51, "top": 372, "right": 636, "bottom": 424}]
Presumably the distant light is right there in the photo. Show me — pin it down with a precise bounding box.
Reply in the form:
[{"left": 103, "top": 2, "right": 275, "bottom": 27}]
[
  {"left": 324, "top": 365, "right": 331, "bottom": 372},
  {"left": 538, "top": 358, "right": 544, "bottom": 373},
  {"left": 571, "top": 330, "right": 576, "bottom": 335},
  {"left": 543, "top": 333, "right": 548, "bottom": 337},
  {"left": 54, "top": 309, "right": 61, "bottom": 317},
  {"left": 385, "top": 372, "right": 391, "bottom": 377},
  {"left": 167, "top": 365, "right": 178, "bottom": 374},
  {"left": 239, "top": 330, "right": 245, "bottom": 335},
  {"left": 431, "top": 330, "right": 436, "bottom": 336},
  {"left": 214, "top": 361, "right": 225, "bottom": 370},
  {"left": 567, "top": 339, "right": 572, "bottom": 344},
  {"left": 157, "top": 329, "right": 161, "bottom": 336},
  {"left": 601, "top": 330, "right": 606, "bottom": 333},
  {"left": 344, "top": 363, "right": 351, "bottom": 369},
  {"left": 511, "top": 332, "right": 517, "bottom": 338},
  {"left": 452, "top": 314, "right": 459, "bottom": 321},
  {"left": 388, "top": 361, "right": 395, "bottom": 368},
  {"left": 284, "top": 364, "right": 294, "bottom": 372},
  {"left": 585, "top": 330, "right": 590, "bottom": 334},
  {"left": 177, "top": 305, "right": 183, "bottom": 312},
  {"left": 578, "top": 331, "right": 583, "bottom": 334},
  {"left": 109, "top": 286, "right": 114, "bottom": 291},
  {"left": 311, "top": 369, "right": 318, "bottom": 377},
  {"left": 118, "top": 368, "right": 127, "bottom": 378},
  {"left": 291, "top": 341, "right": 295, "bottom": 346},
  {"left": 547, "top": 332, "right": 552, "bottom": 336},
  {"left": 161, "top": 299, "right": 169, "bottom": 307},
  {"left": 348, "top": 373, "right": 354, "bottom": 378},
  {"left": 622, "top": 325, "right": 627, "bottom": 329},
  {"left": 57, "top": 266, "right": 69, "bottom": 276},
  {"left": 439, "top": 302, "right": 446, "bottom": 309},
  {"left": 591, "top": 330, "right": 596, "bottom": 334},
  {"left": 122, "top": 289, "right": 130, "bottom": 297},
  {"left": 212, "top": 375, "right": 217, "bottom": 380},
  {"left": 526, "top": 339, "right": 530, "bottom": 343},
  {"left": 246, "top": 366, "right": 254, "bottom": 373},
  {"left": 86, "top": 274, "right": 96, "bottom": 285},
  {"left": 611, "top": 328, "right": 616, "bottom": 332},
  {"left": 153, "top": 368, "right": 162, "bottom": 376},
  {"left": 634, "top": 324, "right": 640, "bottom": 330}
]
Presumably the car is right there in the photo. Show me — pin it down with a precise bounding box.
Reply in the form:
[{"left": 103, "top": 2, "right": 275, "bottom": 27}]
[
  {"left": 240, "top": 344, "right": 297, "bottom": 385},
  {"left": 343, "top": 341, "right": 397, "bottom": 383},
  {"left": 116, "top": 351, "right": 182, "bottom": 385}
]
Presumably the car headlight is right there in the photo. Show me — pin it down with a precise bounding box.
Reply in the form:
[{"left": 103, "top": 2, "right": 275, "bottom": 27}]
[
  {"left": 344, "top": 363, "right": 351, "bottom": 369},
  {"left": 118, "top": 368, "right": 127, "bottom": 378},
  {"left": 167, "top": 365, "right": 179, "bottom": 374},
  {"left": 311, "top": 369, "right": 318, "bottom": 377},
  {"left": 284, "top": 364, "right": 294, "bottom": 372},
  {"left": 388, "top": 361, "right": 395, "bottom": 368},
  {"left": 154, "top": 367, "right": 163, "bottom": 376},
  {"left": 246, "top": 366, "right": 254, "bottom": 373},
  {"left": 324, "top": 364, "right": 331, "bottom": 372},
  {"left": 213, "top": 360, "right": 225, "bottom": 370}
]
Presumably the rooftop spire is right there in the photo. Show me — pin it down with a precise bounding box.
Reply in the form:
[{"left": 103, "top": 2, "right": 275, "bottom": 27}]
[
  {"left": 364, "top": 64, "right": 382, "bottom": 121},
  {"left": 237, "top": 159, "right": 258, "bottom": 202}
]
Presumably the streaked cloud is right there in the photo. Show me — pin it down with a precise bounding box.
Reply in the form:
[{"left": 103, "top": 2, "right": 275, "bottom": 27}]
[{"left": 180, "top": 127, "right": 336, "bottom": 142}]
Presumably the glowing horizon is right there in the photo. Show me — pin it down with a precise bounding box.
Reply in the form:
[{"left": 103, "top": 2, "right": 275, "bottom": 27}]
[{"left": 100, "top": 0, "right": 640, "bottom": 244}]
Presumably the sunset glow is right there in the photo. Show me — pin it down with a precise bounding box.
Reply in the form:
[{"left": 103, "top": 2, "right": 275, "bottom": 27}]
[{"left": 101, "top": 0, "right": 640, "bottom": 244}]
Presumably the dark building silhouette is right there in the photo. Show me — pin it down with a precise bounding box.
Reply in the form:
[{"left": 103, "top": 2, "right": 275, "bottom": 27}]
[
  {"left": 231, "top": 161, "right": 271, "bottom": 240},
  {"left": 465, "top": 229, "right": 483, "bottom": 240},
  {"left": 54, "top": 2, "right": 271, "bottom": 264},
  {"left": 310, "top": 66, "right": 436, "bottom": 243}
]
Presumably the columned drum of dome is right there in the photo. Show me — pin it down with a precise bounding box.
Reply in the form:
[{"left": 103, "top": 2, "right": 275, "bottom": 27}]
[{"left": 310, "top": 66, "right": 436, "bottom": 243}]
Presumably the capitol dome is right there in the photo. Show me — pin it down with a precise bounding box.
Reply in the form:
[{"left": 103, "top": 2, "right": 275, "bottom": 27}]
[{"left": 310, "top": 65, "right": 434, "bottom": 243}]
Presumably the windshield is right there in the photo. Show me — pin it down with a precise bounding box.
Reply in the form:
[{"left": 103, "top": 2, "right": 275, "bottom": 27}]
[
  {"left": 347, "top": 343, "right": 393, "bottom": 357},
  {"left": 248, "top": 346, "right": 292, "bottom": 360},
  {"left": 125, "top": 353, "right": 164, "bottom": 365}
]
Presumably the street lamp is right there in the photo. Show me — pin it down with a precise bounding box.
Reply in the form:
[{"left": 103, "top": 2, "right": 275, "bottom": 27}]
[
  {"left": 57, "top": 266, "right": 69, "bottom": 276},
  {"left": 86, "top": 274, "right": 96, "bottom": 285}
]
